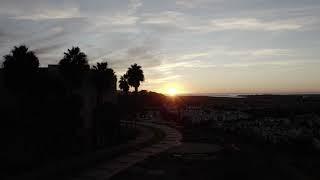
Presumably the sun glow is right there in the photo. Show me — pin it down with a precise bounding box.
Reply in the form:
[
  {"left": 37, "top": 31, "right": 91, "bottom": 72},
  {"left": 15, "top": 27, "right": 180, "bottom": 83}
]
[
  {"left": 167, "top": 87, "right": 178, "bottom": 96},
  {"left": 158, "top": 83, "right": 185, "bottom": 96}
]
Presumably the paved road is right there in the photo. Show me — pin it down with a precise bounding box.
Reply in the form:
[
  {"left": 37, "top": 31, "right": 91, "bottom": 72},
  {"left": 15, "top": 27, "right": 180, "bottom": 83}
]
[
  {"left": 68, "top": 121, "right": 182, "bottom": 180},
  {"left": 110, "top": 126, "right": 312, "bottom": 180}
]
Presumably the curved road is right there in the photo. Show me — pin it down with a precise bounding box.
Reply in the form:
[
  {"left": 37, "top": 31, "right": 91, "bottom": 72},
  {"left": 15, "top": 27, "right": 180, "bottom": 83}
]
[{"left": 69, "top": 120, "right": 182, "bottom": 180}]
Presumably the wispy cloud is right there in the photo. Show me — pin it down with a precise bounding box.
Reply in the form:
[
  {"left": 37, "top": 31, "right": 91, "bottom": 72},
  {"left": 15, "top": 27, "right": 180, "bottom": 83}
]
[
  {"left": 12, "top": 8, "right": 81, "bottom": 20},
  {"left": 128, "top": 0, "right": 143, "bottom": 14},
  {"left": 32, "top": 43, "right": 65, "bottom": 55},
  {"left": 141, "top": 11, "right": 185, "bottom": 25},
  {"left": 175, "top": 0, "right": 217, "bottom": 8},
  {"left": 0, "top": 0, "right": 319, "bottom": 93},
  {"left": 147, "top": 75, "right": 181, "bottom": 84},
  {"left": 142, "top": 47, "right": 299, "bottom": 80},
  {"left": 224, "top": 48, "right": 293, "bottom": 57},
  {"left": 221, "top": 59, "right": 318, "bottom": 68},
  {"left": 95, "top": 15, "right": 139, "bottom": 26},
  {"left": 187, "top": 18, "right": 302, "bottom": 32},
  {"left": 140, "top": 11, "right": 306, "bottom": 34},
  {"left": 177, "top": 53, "right": 210, "bottom": 60}
]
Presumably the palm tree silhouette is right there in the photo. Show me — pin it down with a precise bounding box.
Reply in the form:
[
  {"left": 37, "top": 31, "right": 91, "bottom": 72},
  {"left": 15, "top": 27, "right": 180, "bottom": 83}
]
[
  {"left": 2, "top": 45, "right": 39, "bottom": 123},
  {"left": 2, "top": 45, "right": 39, "bottom": 93},
  {"left": 92, "top": 62, "right": 116, "bottom": 105},
  {"left": 125, "top": 63, "right": 144, "bottom": 93},
  {"left": 92, "top": 62, "right": 108, "bottom": 72},
  {"left": 58, "top": 47, "right": 90, "bottom": 89},
  {"left": 119, "top": 75, "right": 129, "bottom": 94}
]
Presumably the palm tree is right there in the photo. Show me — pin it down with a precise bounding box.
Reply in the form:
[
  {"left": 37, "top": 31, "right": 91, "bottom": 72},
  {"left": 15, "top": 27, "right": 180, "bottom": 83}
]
[
  {"left": 2, "top": 45, "right": 39, "bottom": 122},
  {"left": 58, "top": 47, "right": 90, "bottom": 89},
  {"left": 2, "top": 45, "right": 39, "bottom": 93},
  {"left": 125, "top": 63, "right": 144, "bottom": 93},
  {"left": 92, "top": 61, "right": 116, "bottom": 105},
  {"left": 92, "top": 62, "right": 108, "bottom": 72},
  {"left": 119, "top": 75, "right": 129, "bottom": 94}
]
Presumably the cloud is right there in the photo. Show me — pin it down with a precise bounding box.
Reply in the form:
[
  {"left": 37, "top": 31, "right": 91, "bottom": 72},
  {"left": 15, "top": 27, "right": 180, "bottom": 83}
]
[
  {"left": 224, "top": 48, "right": 293, "bottom": 57},
  {"left": 0, "top": 0, "right": 81, "bottom": 21},
  {"left": 0, "top": 0, "right": 319, "bottom": 93},
  {"left": 176, "top": 0, "right": 197, "bottom": 8},
  {"left": 152, "top": 58, "right": 215, "bottom": 73},
  {"left": 187, "top": 18, "right": 302, "bottom": 32},
  {"left": 139, "top": 11, "right": 305, "bottom": 34},
  {"left": 175, "top": 0, "right": 219, "bottom": 8},
  {"left": 177, "top": 53, "right": 209, "bottom": 60},
  {"left": 92, "top": 0, "right": 142, "bottom": 27},
  {"left": 12, "top": 8, "right": 81, "bottom": 20},
  {"left": 141, "top": 11, "right": 185, "bottom": 25},
  {"left": 32, "top": 43, "right": 65, "bottom": 55},
  {"left": 212, "top": 18, "right": 301, "bottom": 31},
  {"left": 94, "top": 15, "right": 139, "bottom": 27},
  {"left": 221, "top": 59, "right": 318, "bottom": 68},
  {"left": 103, "top": 43, "right": 162, "bottom": 75},
  {"left": 147, "top": 75, "right": 181, "bottom": 84},
  {"left": 143, "top": 47, "right": 297, "bottom": 77},
  {"left": 248, "top": 49, "right": 292, "bottom": 56},
  {"left": 128, "top": 0, "right": 143, "bottom": 14}
]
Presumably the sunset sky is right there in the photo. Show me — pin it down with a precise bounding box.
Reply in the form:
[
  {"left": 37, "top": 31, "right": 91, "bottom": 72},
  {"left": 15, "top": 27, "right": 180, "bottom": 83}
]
[{"left": 0, "top": 0, "right": 320, "bottom": 94}]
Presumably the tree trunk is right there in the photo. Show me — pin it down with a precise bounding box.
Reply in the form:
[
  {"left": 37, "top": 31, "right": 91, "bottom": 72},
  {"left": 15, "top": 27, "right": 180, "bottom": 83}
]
[{"left": 134, "top": 86, "right": 138, "bottom": 93}]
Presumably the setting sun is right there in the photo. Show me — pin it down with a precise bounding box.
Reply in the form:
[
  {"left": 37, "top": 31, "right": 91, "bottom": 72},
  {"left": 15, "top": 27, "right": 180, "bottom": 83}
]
[
  {"left": 159, "top": 83, "right": 185, "bottom": 96},
  {"left": 167, "top": 88, "right": 178, "bottom": 96}
]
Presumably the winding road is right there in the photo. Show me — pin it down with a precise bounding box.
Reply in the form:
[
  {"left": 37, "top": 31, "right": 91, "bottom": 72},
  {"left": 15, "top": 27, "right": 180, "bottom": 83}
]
[{"left": 69, "top": 120, "right": 182, "bottom": 180}]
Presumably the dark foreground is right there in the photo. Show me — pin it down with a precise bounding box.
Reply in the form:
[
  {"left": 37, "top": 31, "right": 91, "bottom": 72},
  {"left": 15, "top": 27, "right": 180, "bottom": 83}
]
[{"left": 111, "top": 126, "right": 320, "bottom": 180}]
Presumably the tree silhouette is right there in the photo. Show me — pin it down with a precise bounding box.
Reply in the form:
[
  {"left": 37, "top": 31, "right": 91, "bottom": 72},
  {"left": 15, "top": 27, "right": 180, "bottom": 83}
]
[
  {"left": 58, "top": 47, "right": 90, "bottom": 89},
  {"left": 2, "top": 45, "right": 39, "bottom": 93},
  {"left": 119, "top": 75, "right": 129, "bottom": 93},
  {"left": 92, "top": 62, "right": 108, "bottom": 72},
  {"left": 92, "top": 61, "right": 116, "bottom": 104},
  {"left": 125, "top": 63, "right": 144, "bottom": 93}
]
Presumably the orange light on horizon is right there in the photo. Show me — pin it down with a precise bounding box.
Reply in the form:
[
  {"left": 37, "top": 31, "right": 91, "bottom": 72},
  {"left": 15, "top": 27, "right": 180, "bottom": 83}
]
[
  {"left": 156, "top": 83, "right": 186, "bottom": 96},
  {"left": 167, "top": 87, "right": 177, "bottom": 96}
]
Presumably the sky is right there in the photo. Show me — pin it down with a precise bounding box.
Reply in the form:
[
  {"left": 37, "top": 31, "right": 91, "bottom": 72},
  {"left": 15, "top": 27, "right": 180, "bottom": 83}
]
[{"left": 0, "top": 0, "right": 320, "bottom": 94}]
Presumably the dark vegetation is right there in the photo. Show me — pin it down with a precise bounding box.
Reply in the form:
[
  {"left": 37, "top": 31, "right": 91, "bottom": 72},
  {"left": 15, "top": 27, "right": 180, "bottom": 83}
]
[{"left": 0, "top": 45, "right": 145, "bottom": 178}]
